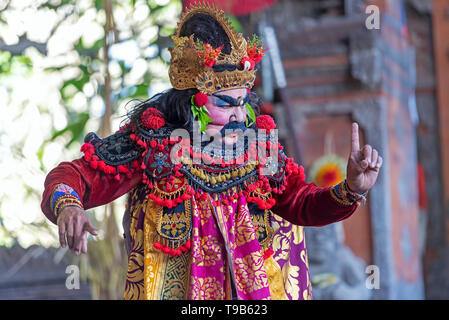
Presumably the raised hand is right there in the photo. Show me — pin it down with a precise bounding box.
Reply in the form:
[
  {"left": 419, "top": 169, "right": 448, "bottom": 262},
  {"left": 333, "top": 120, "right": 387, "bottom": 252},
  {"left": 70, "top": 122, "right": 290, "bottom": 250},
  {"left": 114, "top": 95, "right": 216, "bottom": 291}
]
[
  {"left": 57, "top": 206, "right": 98, "bottom": 255},
  {"left": 346, "top": 122, "right": 383, "bottom": 194}
]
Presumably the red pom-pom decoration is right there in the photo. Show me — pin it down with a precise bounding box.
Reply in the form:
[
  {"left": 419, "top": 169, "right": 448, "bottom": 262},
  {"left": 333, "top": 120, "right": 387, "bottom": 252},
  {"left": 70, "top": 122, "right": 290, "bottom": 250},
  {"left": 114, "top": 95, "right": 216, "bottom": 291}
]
[
  {"left": 153, "top": 242, "right": 162, "bottom": 250},
  {"left": 256, "top": 115, "right": 276, "bottom": 133},
  {"left": 141, "top": 107, "right": 165, "bottom": 130},
  {"left": 263, "top": 248, "right": 275, "bottom": 260},
  {"left": 194, "top": 92, "right": 208, "bottom": 106}
]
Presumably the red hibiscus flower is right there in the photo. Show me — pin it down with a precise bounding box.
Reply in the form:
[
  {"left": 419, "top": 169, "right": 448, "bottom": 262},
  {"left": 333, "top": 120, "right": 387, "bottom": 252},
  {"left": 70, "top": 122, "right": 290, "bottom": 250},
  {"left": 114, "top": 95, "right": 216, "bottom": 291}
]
[{"left": 249, "top": 52, "right": 264, "bottom": 64}]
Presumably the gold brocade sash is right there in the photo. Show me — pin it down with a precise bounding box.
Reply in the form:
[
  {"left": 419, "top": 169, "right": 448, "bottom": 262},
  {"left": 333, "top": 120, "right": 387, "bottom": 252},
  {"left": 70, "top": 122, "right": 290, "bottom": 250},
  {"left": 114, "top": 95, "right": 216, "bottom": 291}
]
[{"left": 124, "top": 191, "right": 312, "bottom": 300}]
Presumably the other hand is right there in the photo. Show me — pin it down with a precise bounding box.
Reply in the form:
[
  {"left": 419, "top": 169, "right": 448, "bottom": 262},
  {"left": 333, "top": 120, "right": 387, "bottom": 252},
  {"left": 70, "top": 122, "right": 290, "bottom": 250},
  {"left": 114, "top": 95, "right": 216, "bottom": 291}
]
[
  {"left": 346, "top": 122, "right": 383, "bottom": 194},
  {"left": 57, "top": 206, "right": 98, "bottom": 255}
]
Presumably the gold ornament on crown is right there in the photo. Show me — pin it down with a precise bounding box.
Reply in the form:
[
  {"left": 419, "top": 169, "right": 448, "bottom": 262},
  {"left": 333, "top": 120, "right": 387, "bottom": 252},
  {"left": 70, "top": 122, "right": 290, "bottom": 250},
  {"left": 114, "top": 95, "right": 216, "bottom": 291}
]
[{"left": 168, "top": 2, "right": 259, "bottom": 95}]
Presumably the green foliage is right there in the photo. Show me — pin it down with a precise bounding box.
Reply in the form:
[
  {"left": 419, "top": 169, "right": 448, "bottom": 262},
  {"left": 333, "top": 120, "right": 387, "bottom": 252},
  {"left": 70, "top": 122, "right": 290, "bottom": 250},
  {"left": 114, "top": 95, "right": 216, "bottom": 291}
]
[
  {"left": 225, "top": 14, "right": 243, "bottom": 33},
  {"left": 0, "top": 52, "right": 32, "bottom": 75},
  {"left": 50, "top": 112, "right": 90, "bottom": 148},
  {"left": 191, "top": 95, "right": 212, "bottom": 133},
  {"left": 40, "top": 0, "right": 74, "bottom": 10},
  {"left": 128, "top": 83, "right": 150, "bottom": 99},
  {"left": 0, "top": 51, "right": 12, "bottom": 74},
  {"left": 0, "top": 0, "right": 248, "bottom": 301},
  {"left": 245, "top": 103, "right": 256, "bottom": 127},
  {"left": 0, "top": 0, "right": 183, "bottom": 300}
]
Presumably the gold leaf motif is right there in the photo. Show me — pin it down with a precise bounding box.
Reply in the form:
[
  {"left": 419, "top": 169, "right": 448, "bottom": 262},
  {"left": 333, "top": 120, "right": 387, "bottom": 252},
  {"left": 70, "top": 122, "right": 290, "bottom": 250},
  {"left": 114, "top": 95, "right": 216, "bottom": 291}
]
[
  {"left": 124, "top": 229, "right": 145, "bottom": 300},
  {"left": 264, "top": 256, "right": 288, "bottom": 300},
  {"left": 235, "top": 205, "right": 257, "bottom": 246},
  {"left": 282, "top": 260, "right": 300, "bottom": 300},
  {"left": 292, "top": 225, "right": 304, "bottom": 245},
  {"left": 234, "top": 251, "right": 269, "bottom": 294},
  {"left": 168, "top": 2, "right": 257, "bottom": 94},
  {"left": 303, "top": 289, "right": 309, "bottom": 300},
  {"left": 171, "top": 35, "right": 189, "bottom": 48},
  {"left": 190, "top": 277, "right": 224, "bottom": 300},
  {"left": 192, "top": 235, "right": 222, "bottom": 267}
]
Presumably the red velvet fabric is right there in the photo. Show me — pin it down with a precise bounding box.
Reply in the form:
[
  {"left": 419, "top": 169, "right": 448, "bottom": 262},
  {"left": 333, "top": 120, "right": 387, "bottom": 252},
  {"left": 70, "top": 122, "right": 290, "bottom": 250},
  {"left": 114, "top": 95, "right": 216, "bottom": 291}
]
[
  {"left": 271, "top": 179, "right": 358, "bottom": 227},
  {"left": 41, "top": 157, "right": 357, "bottom": 226},
  {"left": 41, "top": 158, "right": 141, "bottom": 224}
]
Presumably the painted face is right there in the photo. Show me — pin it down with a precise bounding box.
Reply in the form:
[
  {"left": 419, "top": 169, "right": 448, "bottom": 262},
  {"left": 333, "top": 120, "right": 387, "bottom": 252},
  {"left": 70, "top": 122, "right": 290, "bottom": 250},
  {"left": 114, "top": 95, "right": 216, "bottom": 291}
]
[{"left": 204, "top": 88, "right": 249, "bottom": 145}]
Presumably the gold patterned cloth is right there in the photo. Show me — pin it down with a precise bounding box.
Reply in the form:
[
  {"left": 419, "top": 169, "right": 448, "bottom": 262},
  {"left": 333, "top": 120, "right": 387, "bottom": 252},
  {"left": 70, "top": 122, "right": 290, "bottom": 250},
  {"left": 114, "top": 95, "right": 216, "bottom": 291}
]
[{"left": 124, "top": 185, "right": 312, "bottom": 300}]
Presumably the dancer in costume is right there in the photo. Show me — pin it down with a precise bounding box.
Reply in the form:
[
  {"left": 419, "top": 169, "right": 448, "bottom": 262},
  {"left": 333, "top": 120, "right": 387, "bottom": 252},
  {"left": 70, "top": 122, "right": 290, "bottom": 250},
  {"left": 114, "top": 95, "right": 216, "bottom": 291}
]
[{"left": 41, "top": 3, "right": 383, "bottom": 300}]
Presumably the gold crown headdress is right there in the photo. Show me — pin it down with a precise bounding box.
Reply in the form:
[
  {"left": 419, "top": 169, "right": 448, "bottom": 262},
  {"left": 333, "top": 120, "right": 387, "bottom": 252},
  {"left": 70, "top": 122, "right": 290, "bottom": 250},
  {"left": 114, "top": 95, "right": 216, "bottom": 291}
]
[{"left": 168, "top": 2, "right": 264, "bottom": 95}]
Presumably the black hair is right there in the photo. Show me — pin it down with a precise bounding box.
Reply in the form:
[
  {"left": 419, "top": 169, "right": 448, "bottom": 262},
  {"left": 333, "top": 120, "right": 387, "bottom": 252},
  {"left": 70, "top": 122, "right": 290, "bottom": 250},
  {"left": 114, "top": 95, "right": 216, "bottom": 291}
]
[
  {"left": 126, "top": 88, "right": 198, "bottom": 131},
  {"left": 179, "top": 13, "right": 248, "bottom": 73},
  {"left": 180, "top": 13, "right": 231, "bottom": 54},
  {"left": 125, "top": 88, "right": 261, "bottom": 134}
]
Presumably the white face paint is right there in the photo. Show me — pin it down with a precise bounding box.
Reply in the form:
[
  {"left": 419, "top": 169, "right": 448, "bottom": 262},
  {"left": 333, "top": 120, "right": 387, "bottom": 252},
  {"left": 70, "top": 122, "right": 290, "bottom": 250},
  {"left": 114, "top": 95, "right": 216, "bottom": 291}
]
[{"left": 204, "top": 88, "right": 248, "bottom": 145}]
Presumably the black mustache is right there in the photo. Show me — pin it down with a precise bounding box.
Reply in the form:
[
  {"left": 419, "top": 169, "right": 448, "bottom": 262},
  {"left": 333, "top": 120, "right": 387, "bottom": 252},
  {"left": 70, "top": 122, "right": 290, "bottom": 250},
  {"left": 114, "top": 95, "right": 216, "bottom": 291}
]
[{"left": 219, "top": 122, "right": 247, "bottom": 135}]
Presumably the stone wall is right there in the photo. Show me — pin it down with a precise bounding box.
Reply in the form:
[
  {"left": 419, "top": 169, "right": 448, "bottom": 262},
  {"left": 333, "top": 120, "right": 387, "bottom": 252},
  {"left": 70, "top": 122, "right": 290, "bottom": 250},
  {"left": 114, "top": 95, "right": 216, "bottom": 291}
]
[{"left": 247, "top": 0, "right": 429, "bottom": 299}]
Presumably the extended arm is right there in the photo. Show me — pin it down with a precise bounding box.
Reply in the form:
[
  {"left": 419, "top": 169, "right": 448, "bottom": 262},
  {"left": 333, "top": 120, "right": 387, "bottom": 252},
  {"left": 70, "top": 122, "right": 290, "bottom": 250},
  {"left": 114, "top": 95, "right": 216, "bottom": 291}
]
[
  {"left": 271, "top": 168, "right": 359, "bottom": 227},
  {"left": 41, "top": 128, "right": 144, "bottom": 255},
  {"left": 41, "top": 157, "right": 141, "bottom": 224},
  {"left": 271, "top": 122, "right": 382, "bottom": 227}
]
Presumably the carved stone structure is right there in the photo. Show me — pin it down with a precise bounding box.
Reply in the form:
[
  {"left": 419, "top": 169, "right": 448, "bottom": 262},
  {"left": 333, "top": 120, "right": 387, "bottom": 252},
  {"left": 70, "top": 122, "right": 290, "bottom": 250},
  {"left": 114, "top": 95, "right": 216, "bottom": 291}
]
[
  {"left": 256, "top": 0, "right": 426, "bottom": 299},
  {"left": 305, "top": 223, "right": 372, "bottom": 300}
]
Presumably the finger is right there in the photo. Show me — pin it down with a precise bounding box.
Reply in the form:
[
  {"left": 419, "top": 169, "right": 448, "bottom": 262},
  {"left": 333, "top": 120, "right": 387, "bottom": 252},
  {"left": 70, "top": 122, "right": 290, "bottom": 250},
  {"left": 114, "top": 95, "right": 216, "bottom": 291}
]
[
  {"left": 67, "top": 219, "right": 74, "bottom": 249},
  {"left": 359, "top": 145, "right": 372, "bottom": 169},
  {"left": 351, "top": 123, "right": 360, "bottom": 152},
  {"left": 58, "top": 220, "right": 67, "bottom": 248},
  {"left": 80, "top": 231, "right": 88, "bottom": 254},
  {"left": 363, "top": 145, "right": 372, "bottom": 161},
  {"left": 86, "top": 220, "right": 99, "bottom": 236},
  {"left": 370, "top": 149, "right": 378, "bottom": 168},
  {"left": 360, "top": 159, "right": 369, "bottom": 170},
  {"left": 73, "top": 217, "right": 83, "bottom": 255},
  {"left": 375, "top": 156, "right": 383, "bottom": 169}
]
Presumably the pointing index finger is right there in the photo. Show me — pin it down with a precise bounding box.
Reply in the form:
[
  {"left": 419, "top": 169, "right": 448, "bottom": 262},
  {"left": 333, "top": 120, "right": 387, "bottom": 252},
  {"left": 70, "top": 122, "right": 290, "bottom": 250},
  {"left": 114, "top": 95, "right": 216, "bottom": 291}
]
[{"left": 351, "top": 122, "right": 360, "bottom": 152}]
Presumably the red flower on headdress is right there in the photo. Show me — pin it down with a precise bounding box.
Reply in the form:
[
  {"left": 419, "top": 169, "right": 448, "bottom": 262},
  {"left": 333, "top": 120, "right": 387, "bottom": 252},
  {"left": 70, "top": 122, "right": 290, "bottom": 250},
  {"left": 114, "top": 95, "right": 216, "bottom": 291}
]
[
  {"left": 247, "top": 34, "right": 266, "bottom": 64},
  {"left": 256, "top": 115, "right": 276, "bottom": 133},
  {"left": 194, "top": 92, "right": 208, "bottom": 106},
  {"left": 195, "top": 41, "right": 223, "bottom": 68},
  {"left": 141, "top": 107, "right": 165, "bottom": 130},
  {"left": 247, "top": 49, "right": 264, "bottom": 64}
]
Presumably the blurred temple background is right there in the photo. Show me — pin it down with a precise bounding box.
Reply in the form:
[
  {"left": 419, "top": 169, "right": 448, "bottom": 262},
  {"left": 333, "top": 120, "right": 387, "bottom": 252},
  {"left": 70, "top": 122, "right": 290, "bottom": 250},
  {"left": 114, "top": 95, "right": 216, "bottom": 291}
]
[{"left": 1, "top": 0, "right": 449, "bottom": 299}]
